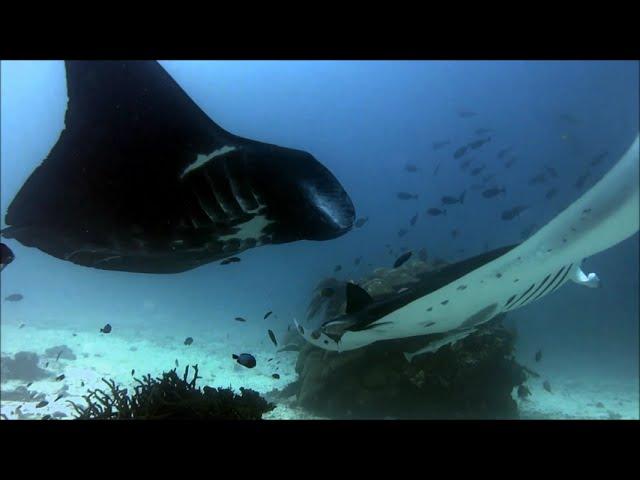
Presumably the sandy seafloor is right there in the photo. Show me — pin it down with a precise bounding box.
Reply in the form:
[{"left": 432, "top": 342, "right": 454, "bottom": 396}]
[{"left": 1, "top": 317, "right": 637, "bottom": 421}]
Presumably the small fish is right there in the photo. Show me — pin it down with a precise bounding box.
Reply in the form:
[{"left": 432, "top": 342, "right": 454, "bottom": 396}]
[
  {"left": 321, "top": 287, "right": 335, "bottom": 297},
  {"left": 545, "top": 165, "right": 558, "bottom": 178},
  {"left": 81, "top": 381, "right": 85, "bottom": 387},
  {"left": 458, "top": 110, "right": 477, "bottom": 118},
  {"left": 55, "top": 374, "right": 65, "bottom": 382},
  {"left": 72, "top": 333, "right": 76, "bottom": 336},
  {"left": 100, "top": 323, "right": 112, "bottom": 334},
  {"left": 131, "top": 369, "right": 135, "bottom": 376},
  {"left": 35, "top": 400, "right": 49, "bottom": 409},
  {"left": 418, "top": 248, "right": 428, "bottom": 262},
  {"left": 501, "top": 205, "right": 529, "bottom": 221},
  {"left": 175, "top": 359, "right": 179, "bottom": 367},
  {"left": 19, "top": 323, "right": 25, "bottom": 329},
  {"left": 26, "top": 382, "right": 33, "bottom": 388},
  {"left": 517, "top": 385, "right": 532, "bottom": 400},
  {"left": 405, "top": 164, "right": 419, "bottom": 173},
  {"left": 451, "top": 229, "right": 459, "bottom": 239},
  {"left": 277, "top": 344, "right": 301, "bottom": 353},
  {"left": 45, "top": 362, "right": 49, "bottom": 368},
  {"left": 543, "top": 380, "right": 552, "bottom": 393},
  {"left": 575, "top": 172, "right": 591, "bottom": 190},
  {"left": 268, "top": 329, "right": 278, "bottom": 347},
  {"left": 409, "top": 214, "right": 418, "bottom": 226},
  {"left": 432, "top": 140, "right": 451, "bottom": 150},
  {"left": 354, "top": 256, "right": 362, "bottom": 265},
  {"left": 397, "top": 192, "right": 418, "bottom": 200},
  {"left": 272, "top": 373, "right": 280, "bottom": 379},
  {"left": 590, "top": 151, "right": 608, "bottom": 166},
  {"left": 535, "top": 349, "right": 542, "bottom": 362},
  {"left": 54, "top": 393, "right": 64, "bottom": 402},
  {"left": 0, "top": 243, "right": 15, "bottom": 271},
  {"left": 55, "top": 351, "right": 63, "bottom": 361},
  {"left": 441, "top": 190, "right": 466, "bottom": 205},
  {"left": 482, "top": 186, "right": 506, "bottom": 199},
  {"left": 220, "top": 257, "right": 241, "bottom": 265},
  {"left": 393, "top": 251, "right": 412, "bottom": 268},
  {"left": 433, "top": 162, "right": 441, "bottom": 176},
  {"left": 234, "top": 317, "right": 247, "bottom": 322},
  {"left": 528, "top": 172, "right": 547, "bottom": 185},
  {"left": 427, "top": 208, "right": 446, "bottom": 216},
  {"left": 334, "top": 265, "right": 342, "bottom": 272},
  {"left": 267, "top": 358, "right": 273, "bottom": 362},
  {"left": 453, "top": 145, "right": 469, "bottom": 159},
  {"left": 504, "top": 157, "right": 517, "bottom": 169},
  {"left": 184, "top": 337, "right": 194, "bottom": 346},
  {"left": 470, "top": 165, "right": 486, "bottom": 176},
  {"left": 232, "top": 353, "right": 256, "bottom": 369},
  {"left": 545, "top": 187, "right": 558, "bottom": 200},
  {"left": 469, "top": 137, "right": 491, "bottom": 149},
  {"left": 263, "top": 311, "right": 273, "bottom": 320},
  {"left": 4, "top": 293, "right": 23, "bottom": 302},
  {"left": 354, "top": 217, "right": 369, "bottom": 228},
  {"left": 397, "top": 228, "right": 408, "bottom": 238}
]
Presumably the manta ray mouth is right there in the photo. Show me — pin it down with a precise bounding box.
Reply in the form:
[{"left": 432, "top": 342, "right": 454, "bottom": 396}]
[{"left": 2, "top": 61, "right": 355, "bottom": 273}]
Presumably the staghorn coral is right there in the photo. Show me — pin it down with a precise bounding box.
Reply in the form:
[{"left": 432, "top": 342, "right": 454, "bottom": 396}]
[{"left": 68, "top": 365, "right": 275, "bottom": 420}]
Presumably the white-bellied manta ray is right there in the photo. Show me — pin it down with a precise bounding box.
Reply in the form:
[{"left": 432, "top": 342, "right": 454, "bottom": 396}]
[
  {"left": 295, "top": 134, "right": 639, "bottom": 360},
  {"left": 1, "top": 61, "right": 355, "bottom": 274}
]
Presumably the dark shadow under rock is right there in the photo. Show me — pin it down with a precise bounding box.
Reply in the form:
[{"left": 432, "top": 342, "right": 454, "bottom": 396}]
[
  {"left": 44, "top": 345, "right": 77, "bottom": 360},
  {"left": 1, "top": 352, "right": 51, "bottom": 383},
  {"left": 293, "top": 317, "right": 527, "bottom": 419}
]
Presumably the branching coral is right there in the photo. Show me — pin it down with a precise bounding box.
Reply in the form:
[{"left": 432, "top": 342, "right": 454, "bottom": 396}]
[{"left": 68, "top": 365, "right": 275, "bottom": 420}]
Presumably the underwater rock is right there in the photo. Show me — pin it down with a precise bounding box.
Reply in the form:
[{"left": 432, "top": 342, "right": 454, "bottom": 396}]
[
  {"left": 44, "top": 345, "right": 77, "bottom": 360},
  {"left": 293, "top": 317, "right": 525, "bottom": 419},
  {"left": 1, "top": 385, "right": 46, "bottom": 402},
  {"left": 0, "top": 351, "right": 51, "bottom": 383}
]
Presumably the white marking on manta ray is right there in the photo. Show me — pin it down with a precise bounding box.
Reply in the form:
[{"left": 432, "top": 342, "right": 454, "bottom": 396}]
[
  {"left": 180, "top": 146, "right": 237, "bottom": 179},
  {"left": 217, "top": 215, "right": 274, "bottom": 243},
  {"left": 296, "top": 135, "right": 639, "bottom": 353},
  {"left": 304, "top": 182, "right": 349, "bottom": 229}
]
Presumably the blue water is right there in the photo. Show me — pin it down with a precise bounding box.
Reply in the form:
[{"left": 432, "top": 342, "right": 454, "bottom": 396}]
[{"left": 1, "top": 60, "right": 638, "bottom": 418}]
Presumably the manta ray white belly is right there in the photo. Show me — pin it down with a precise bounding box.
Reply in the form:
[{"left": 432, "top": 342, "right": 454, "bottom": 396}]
[{"left": 297, "top": 135, "right": 639, "bottom": 353}]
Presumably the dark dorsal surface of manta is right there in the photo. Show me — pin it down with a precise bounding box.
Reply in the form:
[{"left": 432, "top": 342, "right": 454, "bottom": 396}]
[
  {"left": 2, "top": 61, "right": 355, "bottom": 273},
  {"left": 296, "top": 134, "right": 639, "bottom": 353},
  {"left": 316, "top": 244, "right": 517, "bottom": 342}
]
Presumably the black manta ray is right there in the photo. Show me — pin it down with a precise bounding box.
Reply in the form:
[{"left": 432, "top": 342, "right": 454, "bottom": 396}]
[{"left": 1, "top": 61, "right": 355, "bottom": 274}]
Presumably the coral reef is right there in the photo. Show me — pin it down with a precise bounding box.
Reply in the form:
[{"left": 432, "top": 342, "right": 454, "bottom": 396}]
[
  {"left": 68, "top": 365, "right": 275, "bottom": 420},
  {"left": 0, "top": 351, "right": 51, "bottom": 383},
  {"left": 285, "top": 317, "right": 526, "bottom": 419},
  {"left": 44, "top": 345, "right": 77, "bottom": 360}
]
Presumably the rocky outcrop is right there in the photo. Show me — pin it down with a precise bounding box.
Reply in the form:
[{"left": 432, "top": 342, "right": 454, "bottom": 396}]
[
  {"left": 288, "top": 318, "right": 525, "bottom": 419},
  {"left": 0, "top": 351, "right": 51, "bottom": 383}
]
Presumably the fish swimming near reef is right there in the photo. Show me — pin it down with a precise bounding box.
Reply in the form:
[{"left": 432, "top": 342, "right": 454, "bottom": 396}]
[
  {"left": 501, "top": 205, "right": 530, "bottom": 221},
  {"left": 100, "top": 323, "right": 112, "bottom": 334},
  {"left": 294, "top": 135, "right": 639, "bottom": 358},
  {"left": 232, "top": 353, "right": 256, "bottom": 368},
  {"left": 393, "top": 251, "right": 412, "bottom": 268},
  {"left": 441, "top": 191, "right": 466, "bottom": 205},
  {"left": 482, "top": 187, "right": 506, "bottom": 199},
  {"left": 397, "top": 192, "right": 419, "bottom": 200},
  {"left": 0, "top": 61, "right": 355, "bottom": 274},
  {"left": 427, "top": 208, "right": 446, "bottom": 216},
  {"left": 4, "top": 294, "right": 23, "bottom": 302}
]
